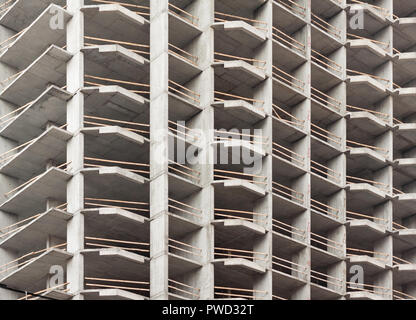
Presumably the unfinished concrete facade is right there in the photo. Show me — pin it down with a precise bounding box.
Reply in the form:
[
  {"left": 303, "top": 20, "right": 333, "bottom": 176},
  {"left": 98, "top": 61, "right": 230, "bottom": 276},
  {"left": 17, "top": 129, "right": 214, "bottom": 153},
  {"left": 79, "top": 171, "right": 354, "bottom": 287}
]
[{"left": 0, "top": 0, "right": 416, "bottom": 300}]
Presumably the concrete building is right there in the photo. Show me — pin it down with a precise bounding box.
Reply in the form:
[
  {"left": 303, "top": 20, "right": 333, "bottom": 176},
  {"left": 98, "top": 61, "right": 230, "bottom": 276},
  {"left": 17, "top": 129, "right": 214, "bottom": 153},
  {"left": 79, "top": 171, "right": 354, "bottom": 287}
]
[{"left": 0, "top": 0, "right": 415, "bottom": 300}]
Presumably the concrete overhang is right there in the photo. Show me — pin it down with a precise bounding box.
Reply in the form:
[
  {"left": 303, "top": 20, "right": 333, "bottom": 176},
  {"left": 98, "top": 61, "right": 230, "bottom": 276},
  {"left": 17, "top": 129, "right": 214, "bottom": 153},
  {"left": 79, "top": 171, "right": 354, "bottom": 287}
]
[
  {"left": 167, "top": 172, "right": 201, "bottom": 200},
  {"left": 213, "top": 179, "right": 266, "bottom": 198},
  {"left": 272, "top": 116, "right": 307, "bottom": 142},
  {"left": 395, "top": 123, "right": 416, "bottom": 143},
  {"left": 0, "top": 45, "right": 71, "bottom": 106},
  {"left": 213, "top": 21, "right": 266, "bottom": 49},
  {"left": 311, "top": 209, "right": 342, "bottom": 234},
  {"left": 83, "top": 85, "right": 148, "bottom": 117},
  {"left": 394, "top": 158, "right": 416, "bottom": 178},
  {"left": 82, "top": 5, "right": 149, "bottom": 44},
  {"left": 311, "top": 246, "right": 344, "bottom": 267},
  {"left": 212, "top": 100, "right": 266, "bottom": 125},
  {"left": 347, "top": 183, "right": 390, "bottom": 207},
  {"left": 311, "top": 172, "right": 343, "bottom": 196},
  {"left": 83, "top": 207, "right": 149, "bottom": 243},
  {"left": 168, "top": 253, "right": 202, "bottom": 276},
  {"left": 214, "top": 140, "right": 266, "bottom": 158},
  {"left": 0, "top": 4, "right": 71, "bottom": 70},
  {"left": 347, "top": 75, "right": 389, "bottom": 106},
  {"left": 0, "top": 86, "right": 72, "bottom": 142},
  {"left": 0, "top": 249, "right": 72, "bottom": 291},
  {"left": 395, "top": 53, "right": 416, "bottom": 82},
  {"left": 346, "top": 291, "right": 384, "bottom": 300},
  {"left": 347, "top": 111, "right": 391, "bottom": 135},
  {"left": 169, "top": 52, "right": 202, "bottom": 85},
  {"left": 347, "top": 219, "right": 387, "bottom": 242},
  {"left": 0, "top": 167, "right": 71, "bottom": 217},
  {"left": 272, "top": 232, "right": 307, "bottom": 255},
  {"left": 169, "top": 93, "right": 202, "bottom": 122},
  {"left": 32, "top": 289, "right": 73, "bottom": 300},
  {"left": 393, "top": 193, "right": 416, "bottom": 220},
  {"left": 82, "top": 288, "right": 147, "bottom": 300},
  {"left": 311, "top": 283, "right": 343, "bottom": 300},
  {"left": 346, "top": 4, "right": 391, "bottom": 34},
  {"left": 272, "top": 269, "right": 307, "bottom": 293},
  {"left": 347, "top": 39, "right": 390, "bottom": 69},
  {"left": 83, "top": 126, "right": 148, "bottom": 160},
  {"left": 83, "top": 248, "right": 149, "bottom": 280},
  {"left": 213, "top": 60, "right": 266, "bottom": 87},
  {"left": 272, "top": 153, "right": 307, "bottom": 181},
  {"left": 0, "top": 0, "right": 64, "bottom": 32},
  {"left": 311, "top": 136, "right": 343, "bottom": 159},
  {"left": 0, "top": 126, "right": 72, "bottom": 181},
  {"left": 212, "top": 219, "right": 266, "bottom": 237},
  {"left": 212, "top": 258, "right": 266, "bottom": 275},
  {"left": 273, "top": 192, "right": 307, "bottom": 217},
  {"left": 272, "top": 38, "right": 307, "bottom": 70},
  {"left": 168, "top": 11, "right": 202, "bottom": 48},
  {"left": 396, "top": 229, "right": 416, "bottom": 245},
  {"left": 310, "top": 24, "right": 343, "bottom": 53},
  {"left": 169, "top": 212, "right": 203, "bottom": 239},
  {"left": 83, "top": 167, "right": 149, "bottom": 201},
  {"left": 83, "top": 45, "right": 149, "bottom": 84},
  {"left": 0, "top": 208, "right": 70, "bottom": 252},
  {"left": 393, "top": 264, "right": 416, "bottom": 285},
  {"left": 311, "top": 61, "right": 343, "bottom": 91},
  {"left": 347, "top": 255, "right": 387, "bottom": 275},
  {"left": 347, "top": 148, "right": 389, "bottom": 171},
  {"left": 272, "top": 77, "right": 307, "bottom": 107}
]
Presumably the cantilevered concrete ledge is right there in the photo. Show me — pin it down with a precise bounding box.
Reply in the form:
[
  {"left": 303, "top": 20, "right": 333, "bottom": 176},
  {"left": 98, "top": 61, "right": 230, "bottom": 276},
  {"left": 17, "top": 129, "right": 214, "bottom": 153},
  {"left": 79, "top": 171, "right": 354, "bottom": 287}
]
[
  {"left": 396, "top": 228, "right": 416, "bottom": 244},
  {"left": 0, "top": 126, "right": 72, "bottom": 181},
  {"left": 347, "top": 39, "right": 390, "bottom": 60},
  {"left": 82, "top": 85, "right": 148, "bottom": 114},
  {"left": 347, "top": 183, "right": 389, "bottom": 206},
  {"left": 82, "top": 288, "right": 147, "bottom": 300},
  {"left": 169, "top": 253, "right": 202, "bottom": 275},
  {"left": 0, "top": 249, "right": 72, "bottom": 290},
  {"left": 393, "top": 264, "right": 416, "bottom": 285},
  {"left": 213, "top": 258, "right": 266, "bottom": 274},
  {"left": 347, "top": 219, "right": 387, "bottom": 237},
  {"left": 347, "top": 75, "right": 388, "bottom": 95},
  {"left": 212, "top": 100, "right": 266, "bottom": 124},
  {"left": 212, "top": 21, "right": 266, "bottom": 48},
  {"left": 347, "top": 3, "right": 389, "bottom": 24},
  {"left": 82, "top": 4, "right": 149, "bottom": 44},
  {"left": 395, "top": 123, "right": 416, "bottom": 142},
  {"left": 83, "top": 167, "right": 149, "bottom": 202},
  {"left": 88, "top": 125, "right": 146, "bottom": 145},
  {"left": 169, "top": 52, "right": 202, "bottom": 84},
  {"left": 218, "top": 179, "right": 266, "bottom": 197},
  {"left": 395, "top": 159, "right": 416, "bottom": 177},
  {"left": 214, "top": 140, "right": 266, "bottom": 157},
  {"left": 0, "top": 45, "right": 72, "bottom": 106},
  {"left": 0, "top": 208, "right": 70, "bottom": 252},
  {"left": 212, "top": 219, "right": 266, "bottom": 236},
  {"left": 83, "top": 248, "right": 149, "bottom": 280},
  {"left": 168, "top": 10, "right": 202, "bottom": 47},
  {"left": 0, "top": 4, "right": 71, "bottom": 69},
  {"left": 213, "top": 60, "right": 266, "bottom": 87},
  {"left": 83, "top": 45, "right": 149, "bottom": 80},
  {"left": 348, "top": 148, "right": 388, "bottom": 165},
  {"left": 83, "top": 207, "right": 148, "bottom": 241},
  {"left": 0, "top": 86, "right": 72, "bottom": 142},
  {"left": 0, "top": 0, "right": 64, "bottom": 32},
  {"left": 347, "top": 111, "right": 391, "bottom": 131},
  {"left": 0, "top": 167, "right": 71, "bottom": 217},
  {"left": 346, "top": 291, "right": 384, "bottom": 300},
  {"left": 348, "top": 255, "right": 387, "bottom": 275}
]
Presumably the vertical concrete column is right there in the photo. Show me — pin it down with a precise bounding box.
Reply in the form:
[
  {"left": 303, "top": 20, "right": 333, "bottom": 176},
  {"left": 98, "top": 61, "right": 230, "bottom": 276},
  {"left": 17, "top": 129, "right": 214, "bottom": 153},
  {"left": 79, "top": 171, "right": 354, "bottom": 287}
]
[
  {"left": 65, "top": 0, "right": 85, "bottom": 300},
  {"left": 191, "top": 0, "right": 215, "bottom": 300},
  {"left": 252, "top": 0, "right": 273, "bottom": 301},
  {"left": 149, "top": 0, "right": 169, "bottom": 300}
]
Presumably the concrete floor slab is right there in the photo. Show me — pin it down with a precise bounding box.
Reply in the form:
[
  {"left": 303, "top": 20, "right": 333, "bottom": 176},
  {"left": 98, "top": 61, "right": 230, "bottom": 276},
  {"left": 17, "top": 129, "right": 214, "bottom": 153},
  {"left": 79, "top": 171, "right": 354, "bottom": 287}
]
[
  {"left": 0, "top": 126, "right": 71, "bottom": 181},
  {"left": 0, "top": 167, "right": 71, "bottom": 217},
  {"left": 0, "top": 86, "right": 72, "bottom": 142},
  {"left": 0, "top": 45, "right": 71, "bottom": 106},
  {"left": 0, "top": 4, "right": 70, "bottom": 70},
  {"left": 0, "top": 208, "right": 70, "bottom": 252}
]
